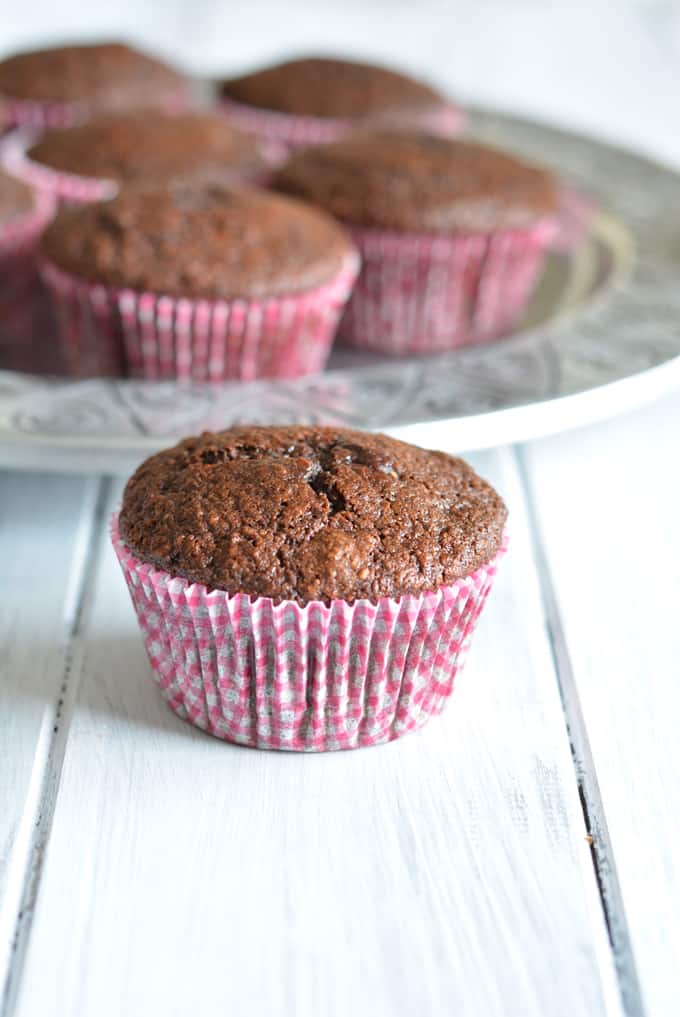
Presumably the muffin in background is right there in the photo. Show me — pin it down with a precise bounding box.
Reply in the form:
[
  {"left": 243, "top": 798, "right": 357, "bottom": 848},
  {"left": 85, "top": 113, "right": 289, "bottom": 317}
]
[
  {"left": 0, "top": 41, "right": 190, "bottom": 129},
  {"left": 112, "top": 425, "right": 508, "bottom": 751},
  {"left": 274, "top": 130, "right": 559, "bottom": 354},
  {"left": 0, "top": 169, "right": 54, "bottom": 348},
  {"left": 39, "top": 180, "right": 359, "bottom": 379},
  {"left": 0, "top": 170, "right": 35, "bottom": 228},
  {"left": 220, "top": 55, "right": 463, "bottom": 149},
  {"left": 2, "top": 111, "right": 286, "bottom": 206}
]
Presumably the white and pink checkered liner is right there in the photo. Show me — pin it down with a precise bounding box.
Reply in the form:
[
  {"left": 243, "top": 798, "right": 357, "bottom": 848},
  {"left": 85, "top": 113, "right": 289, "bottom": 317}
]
[
  {"left": 0, "top": 88, "right": 192, "bottom": 131},
  {"left": 0, "top": 188, "right": 55, "bottom": 341},
  {"left": 340, "top": 218, "right": 557, "bottom": 354},
  {"left": 552, "top": 187, "right": 596, "bottom": 252},
  {"left": 1, "top": 128, "right": 117, "bottom": 205},
  {"left": 0, "top": 95, "right": 87, "bottom": 130},
  {"left": 220, "top": 96, "right": 465, "bottom": 151},
  {"left": 41, "top": 249, "right": 360, "bottom": 379},
  {"left": 111, "top": 516, "right": 507, "bottom": 752}
]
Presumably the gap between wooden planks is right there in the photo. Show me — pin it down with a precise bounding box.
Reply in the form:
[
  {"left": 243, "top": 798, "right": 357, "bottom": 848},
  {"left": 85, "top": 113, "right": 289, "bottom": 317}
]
[
  {"left": 2, "top": 448, "right": 624, "bottom": 1017},
  {"left": 522, "top": 391, "right": 680, "bottom": 1017},
  {"left": 0, "top": 474, "right": 105, "bottom": 1002}
]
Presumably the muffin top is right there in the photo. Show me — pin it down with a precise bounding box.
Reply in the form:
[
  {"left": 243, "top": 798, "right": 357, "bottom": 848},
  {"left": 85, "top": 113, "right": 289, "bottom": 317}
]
[
  {"left": 221, "top": 56, "right": 446, "bottom": 119},
  {"left": 40, "top": 181, "right": 352, "bottom": 298},
  {"left": 0, "top": 169, "right": 35, "bottom": 226},
  {"left": 0, "top": 42, "right": 186, "bottom": 110},
  {"left": 28, "top": 112, "right": 273, "bottom": 184},
  {"left": 119, "top": 425, "right": 507, "bottom": 605},
  {"left": 274, "top": 131, "right": 559, "bottom": 232}
]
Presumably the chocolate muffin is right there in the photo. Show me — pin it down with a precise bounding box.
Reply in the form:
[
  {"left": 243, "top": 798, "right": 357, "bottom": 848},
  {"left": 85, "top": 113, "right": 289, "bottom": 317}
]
[
  {"left": 113, "top": 425, "right": 507, "bottom": 749},
  {"left": 27, "top": 111, "right": 277, "bottom": 188},
  {"left": 40, "top": 180, "right": 358, "bottom": 380},
  {"left": 119, "top": 425, "right": 507, "bottom": 605},
  {"left": 222, "top": 56, "right": 450, "bottom": 121},
  {"left": 0, "top": 169, "right": 35, "bottom": 226},
  {"left": 274, "top": 130, "right": 559, "bottom": 232},
  {"left": 219, "top": 56, "right": 462, "bottom": 150},
  {"left": 41, "top": 181, "right": 352, "bottom": 299},
  {"left": 0, "top": 42, "right": 187, "bottom": 121},
  {"left": 274, "top": 130, "right": 559, "bottom": 354}
]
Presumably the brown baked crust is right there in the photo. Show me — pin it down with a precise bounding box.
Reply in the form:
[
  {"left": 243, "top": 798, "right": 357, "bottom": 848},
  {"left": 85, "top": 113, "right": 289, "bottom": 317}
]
[
  {"left": 119, "top": 426, "right": 507, "bottom": 605},
  {"left": 0, "top": 169, "right": 34, "bottom": 225},
  {"left": 274, "top": 131, "right": 559, "bottom": 232},
  {"left": 221, "top": 56, "right": 446, "bottom": 119},
  {"left": 0, "top": 42, "right": 186, "bottom": 110},
  {"left": 28, "top": 112, "right": 269, "bottom": 184},
  {"left": 40, "top": 182, "right": 352, "bottom": 299}
]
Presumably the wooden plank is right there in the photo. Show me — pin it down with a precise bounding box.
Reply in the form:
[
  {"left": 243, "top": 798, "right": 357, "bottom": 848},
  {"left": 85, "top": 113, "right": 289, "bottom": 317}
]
[
  {"left": 11, "top": 452, "right": 622, "bottom": 1017},
  {"left": 522, "top": 392, "right": 680, "bottom": 1017},
  {"left": 0, "top": 471, "right": 101, "bottom": 999}
]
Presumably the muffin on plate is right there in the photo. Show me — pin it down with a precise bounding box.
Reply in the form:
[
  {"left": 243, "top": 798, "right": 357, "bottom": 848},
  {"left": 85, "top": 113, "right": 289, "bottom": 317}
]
[
  {"left": 3, "top": 111, "right": 286, "bottom": 206},
  {"left": 0, "top": 41, "right": 189, "bottom": 129},
  {"left": 220, "top": 56, "right": 463, "bottom": 149},
  {"left": 39, "top": 180, "right": 358, "bottom": 378},
  {"left": 0, "top": 168, "right": 54, "bottom": 345},
  {"left": 112, "top": 425, "right": 508, "bottom": 751},
  {"left": 274, "top": 130, "right": 559, "bottom": 354}
]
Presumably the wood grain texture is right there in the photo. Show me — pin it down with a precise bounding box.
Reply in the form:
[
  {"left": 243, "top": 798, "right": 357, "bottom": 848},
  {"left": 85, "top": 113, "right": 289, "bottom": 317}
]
[
  {"left": 10, "top": 452, "right": 621, "bottom": 1017},
  {"left": 523, "top": 392, "right": 680, "bottom": 1017},
  {"left": 0, "top": 8, "right": 678, "bottom": 1015},
  {"left": 0, "top": 473, "right": 100, "bottom": 999}
]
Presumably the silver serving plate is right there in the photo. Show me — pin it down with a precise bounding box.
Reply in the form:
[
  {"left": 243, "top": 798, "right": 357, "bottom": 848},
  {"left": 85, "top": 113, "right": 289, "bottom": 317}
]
[{"left": 1, "top": 107, "right": 679, "bottom": 473}]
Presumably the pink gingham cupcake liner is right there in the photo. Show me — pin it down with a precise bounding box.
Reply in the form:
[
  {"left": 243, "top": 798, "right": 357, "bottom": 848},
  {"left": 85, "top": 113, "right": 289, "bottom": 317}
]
[
  {"left": 111, "top": 516, "right": 507, "bottom": 751},
  {"left": 0, "top": 87, "right": 192, "bottom": 131},
  {"left": 40, "top": 249, "right": 360, "bottom": 380},
  {"left": 0, "top": 188, "right": 55, "bottom": 342},
  {"left": 220, "top": 95, "right": 465, "bottom": 151},
  {"left": 552, "top": 186, "right": 597, "bottom": 252},
  {"left": 0, "top": 96, "right": 86, "bottom": 130},
  {"left": 0, "top": 127, "right": 117, "bottom": 205},
  {"left": 339, "top": 217, "right": 557, "bottom": 355}
]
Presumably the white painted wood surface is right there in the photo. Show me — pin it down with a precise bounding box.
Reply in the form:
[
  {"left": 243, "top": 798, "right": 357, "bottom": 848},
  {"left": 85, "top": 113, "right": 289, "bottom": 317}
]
[
  {"left": 0, "top": 473, "right": 102, "bottom": 1002},
  {"left": 6, "top": 456, "right": 622, "bottom": 1017},
  {"left": 2, "top": 412, "right": 680, "bottom": 1016},
  {"left": 1, "top": 4, "right": 680, "bottom": 1015},
  {"left": 523, "top": 392, "right": 680, "bottom": 1017}
]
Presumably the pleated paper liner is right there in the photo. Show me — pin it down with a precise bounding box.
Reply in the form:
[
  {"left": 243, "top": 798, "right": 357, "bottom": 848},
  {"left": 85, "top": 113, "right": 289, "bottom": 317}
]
[
  {"left": 339, "top": 218, "right": 558, "bottom": 354},
  {"left": 112, "top": 516, "right": 507, "bottom": 752},
  {"left": 0, "top": 88, "right": 193, "bottom": 130},
  {"left": 40, "top": 249, "right": 360, "bottom": 379},
  {"left": 0, "top": 188, "right": 55, "bottom": 344},
  {"left": 0, "top": 96, "right": 87, "bottom": 131},
  {"left": 220, "top": 95, "right": 465, "bottom": 151}
]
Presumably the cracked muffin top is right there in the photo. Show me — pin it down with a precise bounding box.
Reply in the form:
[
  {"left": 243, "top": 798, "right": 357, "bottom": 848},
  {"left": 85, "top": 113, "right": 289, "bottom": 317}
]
[
  {"left": 220, "top": 56, "right": 448, "bottom": 120},
  {"left": 119, "top": 425, "right": 507, "bottom": 604},
  {"left": 28, "top": 111, "right": 274, "bottom": 185},
  {"left": 0, "top": 42, "right": 186, "bottom": 111}
]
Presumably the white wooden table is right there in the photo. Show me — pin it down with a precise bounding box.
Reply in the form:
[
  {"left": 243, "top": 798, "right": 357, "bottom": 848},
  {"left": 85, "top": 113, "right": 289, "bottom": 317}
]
[{"left": 2, "top": 5, "right": 680, "bottom": 1016}]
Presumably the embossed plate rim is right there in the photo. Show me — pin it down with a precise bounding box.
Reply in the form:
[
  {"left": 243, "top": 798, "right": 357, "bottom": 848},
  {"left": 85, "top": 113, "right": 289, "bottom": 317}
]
[{"left": 1, "top": 106, "right": 679, "bottom": 472}]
